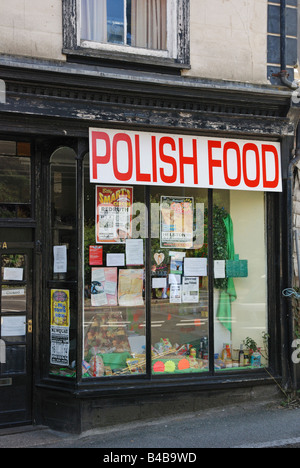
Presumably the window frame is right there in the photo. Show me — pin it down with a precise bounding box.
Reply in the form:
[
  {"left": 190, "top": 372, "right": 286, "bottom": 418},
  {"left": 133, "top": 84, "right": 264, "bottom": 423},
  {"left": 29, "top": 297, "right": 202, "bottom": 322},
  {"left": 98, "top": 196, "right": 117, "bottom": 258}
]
[{"left": 62, "top": 0, "right": 190, "bottom": 70}]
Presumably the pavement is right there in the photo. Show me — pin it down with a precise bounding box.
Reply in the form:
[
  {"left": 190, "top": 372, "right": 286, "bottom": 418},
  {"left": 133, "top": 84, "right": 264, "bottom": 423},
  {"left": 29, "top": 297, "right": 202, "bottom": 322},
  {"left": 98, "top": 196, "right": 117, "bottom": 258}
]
[{"left": 1, "top": 400, "right": 300, "bottom": 449}]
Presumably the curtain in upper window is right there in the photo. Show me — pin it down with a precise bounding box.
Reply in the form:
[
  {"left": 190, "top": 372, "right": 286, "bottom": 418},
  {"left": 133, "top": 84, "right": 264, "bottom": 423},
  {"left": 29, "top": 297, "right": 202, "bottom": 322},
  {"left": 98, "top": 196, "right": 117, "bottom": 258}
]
[
  {"left": 131, "top": 0, "right": 167, "bottom": 50},
  {"left": 81, "top": 0, "right": 167, "bottom": 50},
  {"left": 81, "top": 0, "right": 107, "bottom": 43}
]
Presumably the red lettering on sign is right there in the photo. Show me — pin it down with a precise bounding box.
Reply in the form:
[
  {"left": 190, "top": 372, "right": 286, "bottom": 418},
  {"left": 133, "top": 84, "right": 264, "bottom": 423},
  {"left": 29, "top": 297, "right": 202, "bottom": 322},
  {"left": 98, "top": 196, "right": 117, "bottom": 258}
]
[
  {"left": 223, "top": 142, "right": 241, "bottom": 187},
  {"left": 92, "top": 131, "right": 111, "bottom": 180},
  {"left": 243, "top": 143, "right": 260, "bottom": 188},
  {"left": 159, "top": 137, "right": 177, "bottom": 184},
  {"left": 208, "top": 140, "right": 222, "bottom": 185},
  {"left": 262, "top": 145, "right": 280, "bottom": 189},
  {"left": 112, "top": 133, "right": 133, "bottom": 181},
  {"left": 135, "top": 135, "right": 151, "bottom": 182},
  {"left": 152, "top": 136, "right": 158, "bottom": 183},
  {"left": 179, "top": 138, "right": 198, "bottom": 185}
]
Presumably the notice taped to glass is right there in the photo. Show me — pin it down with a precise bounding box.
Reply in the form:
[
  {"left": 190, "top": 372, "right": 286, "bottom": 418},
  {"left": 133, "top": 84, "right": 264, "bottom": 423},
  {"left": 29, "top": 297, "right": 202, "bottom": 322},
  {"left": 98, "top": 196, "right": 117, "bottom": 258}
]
[
  {"left": 96, "top": 186, "right": 133, "bottom": 244},
  {"left": 50, "top": 289, "right": 70, "bottom": 366},
  {"left": 50, "top": 326, "right": 69, "bottom": 366},
  {"left": 160, "top": 196, "right": 194, "bottom": 249}
]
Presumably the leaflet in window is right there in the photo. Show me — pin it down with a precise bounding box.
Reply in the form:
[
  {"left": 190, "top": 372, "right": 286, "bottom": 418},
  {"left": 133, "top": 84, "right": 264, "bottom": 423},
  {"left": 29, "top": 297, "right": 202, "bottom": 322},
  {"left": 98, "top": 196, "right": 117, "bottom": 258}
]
[
  {"left": 160, "top": 196, "right": 194, "bottom": 249},
  {"left": 96, "top": 186, "right": 133, "bottom": 244}
]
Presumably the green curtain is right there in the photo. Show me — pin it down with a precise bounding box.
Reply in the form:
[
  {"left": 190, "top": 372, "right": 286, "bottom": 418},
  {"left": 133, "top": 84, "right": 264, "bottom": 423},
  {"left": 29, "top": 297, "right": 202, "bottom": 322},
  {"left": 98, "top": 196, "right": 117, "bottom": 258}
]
[{"left": 216, "top": 215, "right": 237, "bottom": 333}]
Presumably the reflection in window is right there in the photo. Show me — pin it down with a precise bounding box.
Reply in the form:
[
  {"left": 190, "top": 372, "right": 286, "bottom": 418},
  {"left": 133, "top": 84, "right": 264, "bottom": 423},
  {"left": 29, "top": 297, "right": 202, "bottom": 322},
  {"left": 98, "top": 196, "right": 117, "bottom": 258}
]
[
  {"left": 49, "top": 147, "right": 77, "bottom": 379},
  {"left": 1, "top": 287, "right": 27, "bottom": 313},
  {"left": 83, "top": 156, "right": 147, "bottom": 378},
  {"left": 1, "top": 345, "right": 26, "bottom": 374},
  {"left": 150, "top": 187, "right": 209, "bottom": 375},
  {"left": 0, "top": 140, "right": 31, "bottom": 218},
  {"left": 213, "top": 191, "right": 268, "bottom": 370},
  {"left": 81, "top": 0, "right": 167, "bottom": 50},
  {"left": 1, "top": 255, "right": 25, "bottom": 282},
  {"left": 50, "top": 147, "right": 77, "bottom": 281}
]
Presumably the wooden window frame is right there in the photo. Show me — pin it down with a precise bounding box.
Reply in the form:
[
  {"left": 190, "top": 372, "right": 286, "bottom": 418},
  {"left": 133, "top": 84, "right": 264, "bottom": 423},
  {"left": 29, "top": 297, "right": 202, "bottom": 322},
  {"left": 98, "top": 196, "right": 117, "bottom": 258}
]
[{"left": 62, "top": 0, "right": 190, "bottom": 71}]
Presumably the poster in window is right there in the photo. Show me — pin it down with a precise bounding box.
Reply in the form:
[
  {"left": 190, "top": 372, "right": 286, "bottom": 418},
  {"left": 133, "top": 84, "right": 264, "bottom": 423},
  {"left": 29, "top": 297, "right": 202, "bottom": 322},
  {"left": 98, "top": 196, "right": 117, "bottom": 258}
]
[
  {"left": 118, "top": 269, "right": 144, "bottom": 307},
  {"left": 91, "top": 267, "right": 118, "bottom": 307},
  {"left": 96, "top": 186, "right": 133, "bottom": 244},
  {"left": 89, "top": 245, "right": 103, "bottom": 266},
  {"left": 50, "top": 289, "right": 70, "bottom": 327},
  {"left": 160, "top": 196, "right": 194, "bottom": 249},
  {"left": 50, "top": 289, "right": 70, "bottom": 366}
]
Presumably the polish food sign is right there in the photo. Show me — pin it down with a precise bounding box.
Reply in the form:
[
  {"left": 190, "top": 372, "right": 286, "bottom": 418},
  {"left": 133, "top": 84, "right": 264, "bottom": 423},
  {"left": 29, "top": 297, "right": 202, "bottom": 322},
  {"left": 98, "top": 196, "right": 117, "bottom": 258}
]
[{"left": 89, "top": 128, "right": 282, "bottom": 192}]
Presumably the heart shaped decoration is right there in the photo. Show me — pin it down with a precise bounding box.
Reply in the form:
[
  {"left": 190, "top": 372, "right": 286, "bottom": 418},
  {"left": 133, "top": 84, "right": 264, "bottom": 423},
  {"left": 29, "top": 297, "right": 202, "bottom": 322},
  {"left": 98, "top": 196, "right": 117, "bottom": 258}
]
[{"left": 154, "top": 253, "right": 165, "bottom": 266}]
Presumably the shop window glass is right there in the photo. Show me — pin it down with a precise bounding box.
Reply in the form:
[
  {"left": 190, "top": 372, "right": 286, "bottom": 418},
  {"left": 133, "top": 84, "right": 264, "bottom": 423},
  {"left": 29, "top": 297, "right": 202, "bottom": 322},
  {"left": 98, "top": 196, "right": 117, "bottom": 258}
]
[
  {"left": 150, "top": 187, "right": 209, "bottom": 375},
  {"left": 0, "top": 140, "right": 31, "bottom": 219},
  {"left": 50, "top": 148, "right": 77, "bottom": 281},
  {"left": 83, "top": 167, "right": 269, "bottom": 378},
  {"left": 1, "top": 255, "right": 26, "bottom": 282},
  {"left": 1, "top": 286, "right": 27, "bottom": 313},
  {"left": 49, "top": 148, "right": 77, "bottom": 378},
  {"left": 213, "top": 190, "right": 269, "bottom": 370},
  {"left": 1, "top": 345, "right": 26, "bottom": 374},
  {"left": 83, "top": 155, "right": 147, "bottom": 377}
]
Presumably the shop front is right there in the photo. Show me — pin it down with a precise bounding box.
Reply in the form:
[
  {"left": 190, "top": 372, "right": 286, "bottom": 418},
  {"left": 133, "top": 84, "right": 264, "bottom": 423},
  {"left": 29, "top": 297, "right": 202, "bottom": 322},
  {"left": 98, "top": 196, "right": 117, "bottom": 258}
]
[{"left": 0, "top": 60, "right": 297, "bottom": 432}]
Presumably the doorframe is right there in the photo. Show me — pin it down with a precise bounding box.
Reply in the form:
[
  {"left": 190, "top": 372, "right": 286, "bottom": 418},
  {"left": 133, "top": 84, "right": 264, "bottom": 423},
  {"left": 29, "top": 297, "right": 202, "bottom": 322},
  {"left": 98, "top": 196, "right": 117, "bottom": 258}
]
[{"left": 0, "top": 240, "right": 35, "bottom": 427}]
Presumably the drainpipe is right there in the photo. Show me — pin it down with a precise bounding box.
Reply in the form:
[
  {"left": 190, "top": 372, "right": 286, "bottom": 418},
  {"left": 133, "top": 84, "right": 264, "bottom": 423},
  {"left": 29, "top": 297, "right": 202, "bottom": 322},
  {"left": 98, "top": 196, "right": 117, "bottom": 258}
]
[
  {"left": 284, "top": 126, "right": 300, "bottom": 392},
  {"left": 277, "top": 0, "right": 299, "bottom": 89}
]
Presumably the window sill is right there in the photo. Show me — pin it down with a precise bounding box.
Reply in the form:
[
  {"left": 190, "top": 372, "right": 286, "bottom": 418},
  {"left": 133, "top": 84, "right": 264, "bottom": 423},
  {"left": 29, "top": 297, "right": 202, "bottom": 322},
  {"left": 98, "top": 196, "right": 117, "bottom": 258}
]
[{"left": 63, "top": 47, "right": 191, "bottom": 73}]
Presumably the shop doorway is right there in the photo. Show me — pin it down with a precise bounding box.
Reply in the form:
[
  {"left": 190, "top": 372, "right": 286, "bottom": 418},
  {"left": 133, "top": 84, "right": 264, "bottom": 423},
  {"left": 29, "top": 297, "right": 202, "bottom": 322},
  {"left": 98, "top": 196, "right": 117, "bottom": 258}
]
[{"left": 0, "top": 231, "right": 34, "bottom": 427}]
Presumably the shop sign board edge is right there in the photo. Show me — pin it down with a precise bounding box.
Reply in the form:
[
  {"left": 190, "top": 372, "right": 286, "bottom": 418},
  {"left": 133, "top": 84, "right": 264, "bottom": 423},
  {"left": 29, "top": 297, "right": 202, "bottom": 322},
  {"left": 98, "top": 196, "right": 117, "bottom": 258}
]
[{"left": 89, "top": 128, "right": 282, "bottom": 193}]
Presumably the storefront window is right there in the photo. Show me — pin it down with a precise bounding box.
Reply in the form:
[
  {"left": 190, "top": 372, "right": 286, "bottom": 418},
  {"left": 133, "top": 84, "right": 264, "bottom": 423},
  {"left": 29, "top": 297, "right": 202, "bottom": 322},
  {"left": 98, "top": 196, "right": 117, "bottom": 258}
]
[
  {"left": 83, "top": 176, "right": 269, "bottom": 377},
  {"left": 0, "top": 140, "right": 32, "bottom": 219},
  {"left": 213, "top": 190, "right": 269, "bottom": 371},
  {"left": 50, "top": 147, "right": 77, "bottom": 281},
  {"left": 83, "top": 155, "right": 147, "bottom": 377},
  {"left": 150, "top": 187, "right": 209, "bottom": 375},
  {"left": 49, "top": 148, "right": 77, "bottom": 378}
]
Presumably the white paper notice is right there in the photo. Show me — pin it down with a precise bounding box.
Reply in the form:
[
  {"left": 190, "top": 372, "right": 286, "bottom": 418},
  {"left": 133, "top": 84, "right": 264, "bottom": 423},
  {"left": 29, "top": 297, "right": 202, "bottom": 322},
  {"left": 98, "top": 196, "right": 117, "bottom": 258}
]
[
  {"left": 126, "top": 239, "right": 144, "bottom": 266},
  {"left": 182, "top": 277, "right": 199, "bottom": 303},
  {"left": 170, "top": 284, "right": 182, "bottom": 303},
  {"left": 107, "top": 253, "right": 125, "bottom": 267},
  {"left": 104, "top": 281, "right": 117, "bottom": 296},
  {"left": 53, "top": 245, "right": 67, "bottom": 273},
  {"left": 184, "top": 258, "right": 207, "bottom": 277},
  {"left": 3, "top": 268, "right": 23, "bottom": 282},
  {"left": 92, "top": 268, "right": 106, "bottom": 283},
  {"left": 152, "top": 278, "right": 167, "bottom": 289},
  {"left": 168, "top": 274, "right": 181, "bottom": 285},
  {"left": 1, "top": 316, "right": 26, "bottom": 337},
  {"left": 214, "top": 260, "right": 226, "bottom": 279},
  {"left": 169, "top": 251, "right": 186, "bottom": 259}
]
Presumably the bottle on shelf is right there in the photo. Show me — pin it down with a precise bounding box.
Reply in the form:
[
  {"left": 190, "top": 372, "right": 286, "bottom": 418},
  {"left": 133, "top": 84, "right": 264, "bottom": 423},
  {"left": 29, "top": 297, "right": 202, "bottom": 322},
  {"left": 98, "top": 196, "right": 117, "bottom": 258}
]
[{"left": 239, "top": 345, "right": 244, "bottom": 367}]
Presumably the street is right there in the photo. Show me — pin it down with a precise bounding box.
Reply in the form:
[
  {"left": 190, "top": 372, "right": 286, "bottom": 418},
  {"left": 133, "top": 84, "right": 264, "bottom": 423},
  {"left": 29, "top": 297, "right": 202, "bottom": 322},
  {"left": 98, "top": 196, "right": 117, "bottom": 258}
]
[{"left": 1, "top": 400, "right": 300, "bottom": 449}]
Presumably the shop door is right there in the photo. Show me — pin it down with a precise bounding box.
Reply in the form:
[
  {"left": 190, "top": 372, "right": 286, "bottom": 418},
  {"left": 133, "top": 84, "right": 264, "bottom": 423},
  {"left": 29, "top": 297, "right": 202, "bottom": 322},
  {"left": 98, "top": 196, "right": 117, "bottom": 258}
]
[{"left": 0, "top": 233, "right": 33, "bottom": 427}]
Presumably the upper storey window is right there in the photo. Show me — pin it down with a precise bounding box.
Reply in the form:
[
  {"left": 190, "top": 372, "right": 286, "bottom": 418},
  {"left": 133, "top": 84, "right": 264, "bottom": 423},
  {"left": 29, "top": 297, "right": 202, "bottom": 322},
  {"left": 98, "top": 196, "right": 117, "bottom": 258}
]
[
  {"left": 63, "top": 0, "right": 190, "bottom": 70},
  {"left": 81, "top": 0, "right": 167, "bottom": 51}
]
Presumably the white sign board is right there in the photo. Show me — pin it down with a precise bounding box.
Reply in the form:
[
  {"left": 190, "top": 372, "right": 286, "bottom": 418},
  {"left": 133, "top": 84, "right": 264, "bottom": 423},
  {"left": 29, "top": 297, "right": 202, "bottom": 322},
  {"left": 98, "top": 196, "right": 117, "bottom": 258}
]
[{"left": 89, "top": 128, "right": 282, "bottom": 192}]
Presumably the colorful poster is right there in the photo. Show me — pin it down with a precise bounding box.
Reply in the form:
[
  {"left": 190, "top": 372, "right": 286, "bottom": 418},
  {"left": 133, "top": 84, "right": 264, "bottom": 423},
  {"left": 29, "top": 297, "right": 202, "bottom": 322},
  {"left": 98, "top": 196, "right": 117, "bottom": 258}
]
[
  {"left": 91, "top": 268, "right": 118, "bottom": 307},
  {"left": 96, "top": 186, "right": 133, "bottom": 244},
  {"left": 89, "top": 246, "right": 103, "bottom": 266},
  {"left": 50, "top": 289, "right": 70, "bottom": 327},
  {"left": 50, "top": 289, "right": 70, "bottom": 366},
  {"left": 160, "top": 196, "right": 194, "bottom": 249},
  {"left": 118, "top": 269, "right": 144, "bottom": 307}
]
